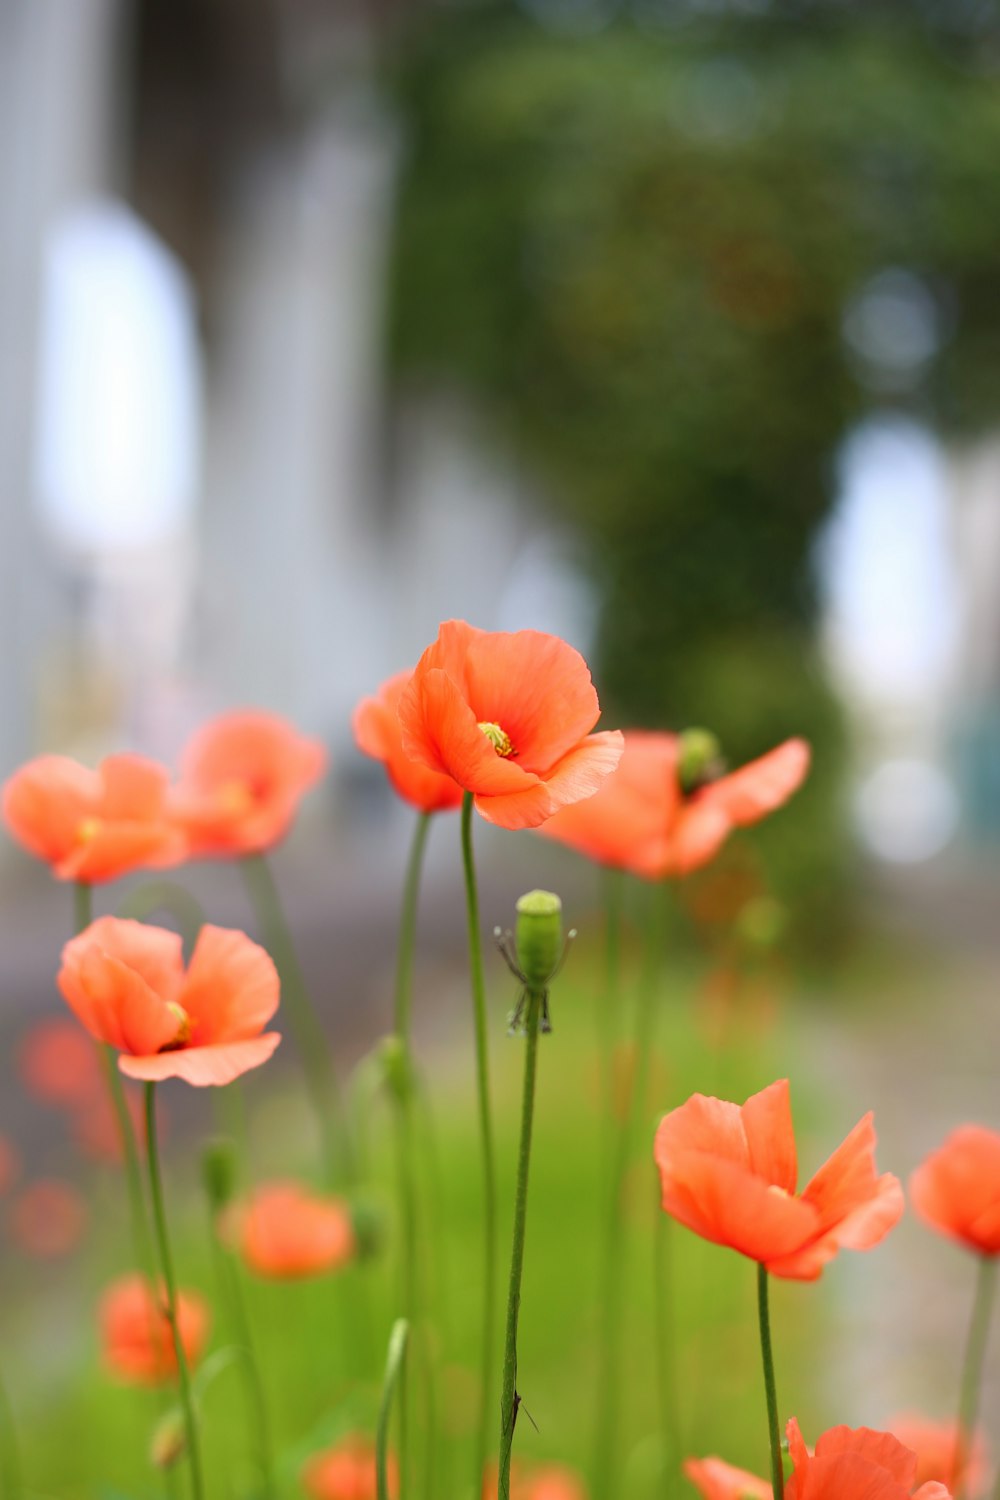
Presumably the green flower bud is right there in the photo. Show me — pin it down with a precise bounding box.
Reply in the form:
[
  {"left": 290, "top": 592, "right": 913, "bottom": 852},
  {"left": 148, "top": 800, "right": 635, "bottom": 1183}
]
[
  {"left": 515, "top": 890, "right": 563, "bottom": 990},
  {"left": 677, "top": 728, "right": 723, "bottom": 794},
  {"left": 150, "top": 1408, "right": 186, "bottom": 1469},
  {"left": 377, "top": 1035, "right": 413, "bottom": 1104},
  {"left": 201, "top": 1137, "right": 237, "bottom": 1211}
]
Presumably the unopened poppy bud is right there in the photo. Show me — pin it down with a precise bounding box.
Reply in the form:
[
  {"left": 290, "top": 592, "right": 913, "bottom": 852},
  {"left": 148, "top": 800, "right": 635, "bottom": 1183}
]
[
  {"left": 377, "top": 1035, "right": 412, "bottom": 1104},
  {"left": 201, "top": 1138, "right": 237, "bottom": 1211},
  {"left": 150, "top": 1408, "right": 186, "bottom": 1469},
  {"left": 677, "top": 728, "right": 723, "bottom": 794},
  {"left": 515, "top": 890, "right": 563, "bottom": 991}
]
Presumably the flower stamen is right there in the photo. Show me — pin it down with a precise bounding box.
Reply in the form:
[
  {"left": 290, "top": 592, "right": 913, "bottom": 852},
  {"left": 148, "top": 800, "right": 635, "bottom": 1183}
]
[
  {"left": 478, "top": 721, "right": 514, "bottom": 758},
  {"left": 159, "top": 1002, "right": 192, "bottom": 1051}
]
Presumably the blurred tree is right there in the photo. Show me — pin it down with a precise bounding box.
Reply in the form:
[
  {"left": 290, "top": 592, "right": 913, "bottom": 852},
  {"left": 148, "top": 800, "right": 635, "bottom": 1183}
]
[{"left": 385, "top": 1, "right": 1000, "bottom": 923}]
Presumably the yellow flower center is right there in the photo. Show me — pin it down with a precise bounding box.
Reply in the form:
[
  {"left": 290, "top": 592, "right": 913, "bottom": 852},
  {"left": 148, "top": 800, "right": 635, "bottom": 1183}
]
[
  {"left": 160, "top": 1001, "right": 192, "bottom": 1051},
  {"left": 478, "top": 722, "right": 514, "bottom": 758},
  {"left": 76, "top": 817, "right": 102, "bottom": 843},
  {"left": 218, "top": 779, "right": 255, "bottom": 814},
  {"left": 766, "top": 1184, "right": 791, "bottom": 1198}
]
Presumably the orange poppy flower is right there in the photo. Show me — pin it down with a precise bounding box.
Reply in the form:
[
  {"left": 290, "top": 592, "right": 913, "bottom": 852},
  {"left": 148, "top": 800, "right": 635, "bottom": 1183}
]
[
  {"left": 397, "top": 620, "right": 624, "bottom": 831},
  {"left": 57, "top": 917, "right": 280, "bottom": 1087},
  {"left": 100, "top": 1274, "right": 209, "bottom": 1386},
  {"left": 3, "top": 752, "right": 186, "bottom": 883},
  {"left": 785, "top": 1418, "right": 953, "bottom": 1499},
  {"left": 171, "top": 710, "right": 327, "bottom": 857},
  {"left": 888, "top": 1415, "right": 988, "bottom": 1496},
  {"left": 9, "top": 1178, "right": 87, "bottom": 1257},
  {"left": 302, "top": 1435, "right": 396, "bottom": 1500},
  {"left": 654, "top": 1079, "right": 903, "bottom": 1279},
  {"left": 909, "top": 1126, "right": 1000, "bottom": 1256},
  {"left": 353, "top": 669, "right": 464, "bottom": 814},
  {"left": 538, "top": 730, "right": 810, "bottom": 877},
  {"left": 229, "top": 1181, "right": 355, "bottom": 1278},
  {"left": 683, "top": 1456, "right": 772, "bottom": 1499},
  {"left": 19, "top": 1018, "right": 104, "bottom": 1109}
]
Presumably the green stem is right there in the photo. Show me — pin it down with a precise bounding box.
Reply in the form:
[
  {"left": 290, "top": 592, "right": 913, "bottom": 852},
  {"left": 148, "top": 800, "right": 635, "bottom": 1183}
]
[
  {"left": 757, "top": 1264, "right": 784, "bottom": 1500},
  {"left": 653, "top": 1208, "right": 681, "bottom": 1489},
  {"left": 377, "top": 1320, "right": 410, "bottom": 1500},
  {"left": 460, "top": 794, "right": 498, "bottom": 1500},
  {"left": 241, "top": 853, "right": 350, "bottom": 1186},
  {"left": 955, "top": 1255, "right": 997, "bottom": 1500},
  {"left": 144, "top": 1084, "right": 205, "bottom": 1500},
  {"left": 210, "top": 1221, "right": 275, "bottom": 1498},
  {"left": 592, "top": 884, "right": 661, "bottom": 1500},
  {"left": 498, "top": 989, "right": 542, "bottom": 1500},
  {"left": 600, "top": 871, "right": 623, "bottom": 1122},
  {"left": 391, "top": 809, "right": 431, "bottom": 1497}
]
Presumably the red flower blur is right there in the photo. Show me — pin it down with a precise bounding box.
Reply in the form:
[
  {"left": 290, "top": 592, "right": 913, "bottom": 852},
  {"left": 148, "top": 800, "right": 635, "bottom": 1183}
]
[
  {"left": 785, "top": 1418, "right": 952, "bottom": 1499},
  {"left": 3, "top": 753, "right": 186, "bottom": 883},
  {"left": 654, "top": 1079, "right": 903, "bottom": 1279},
  {"left": 229, "top": 1181, "right": 355, "bottom": 1279},
  {"left": 9, "top": 1179, "right": 87, "bottom": 1257},
  {"left": 302, "top": 1435, "right": 396, "bottom": 1500},
  {"left": 19, "top": 1018, "right": 104, "bottom": 1109},
  {"left": 538, "top": 730, "right": 810, "bottom": 877},
  {"left": 889, "top": 1415, "right": 988, "bottom": 1497},
  {"left": 171, "top": 710, "right": 327, "bottom": 857},
  {"left": 397, "top": 620, "right": 623, "bottom": 830},
  {"left": 353, "top": 669, "right": 463, "bottom": 814},
  {"left": 100, "top": 1274, "right": 209, "bottom": 1386},
  {"left": 482, "top": 1462, "right": 588, "bottom": 1500},
  {"left": 683, "top": 1456, "right": 772, "bottom": 1499},
  {"left": 0, "top": 1136, "right": 19, "bottom": 1196},
  {"left": 58, "top": 917, "right": 280, "bottom": 1087},
  {"left": 910, "top": 1126, "right": 1000, "bottom": 1256}
]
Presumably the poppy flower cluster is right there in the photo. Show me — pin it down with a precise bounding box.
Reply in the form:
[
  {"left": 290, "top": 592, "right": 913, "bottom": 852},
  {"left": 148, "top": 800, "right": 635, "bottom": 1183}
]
[{"left": 3, "top": 710, "right": 328, "bottom": 883}]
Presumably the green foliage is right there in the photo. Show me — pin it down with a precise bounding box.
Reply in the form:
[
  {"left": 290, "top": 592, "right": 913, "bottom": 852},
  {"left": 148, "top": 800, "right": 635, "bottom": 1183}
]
[{"left": 386, "top": 3, "right": 1000, "bottom": 920}]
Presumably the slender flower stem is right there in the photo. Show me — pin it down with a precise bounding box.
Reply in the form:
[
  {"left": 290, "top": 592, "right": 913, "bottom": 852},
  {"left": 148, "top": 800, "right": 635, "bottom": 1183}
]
[
  {"left": 377, "top": 1320, "right": 410, "bottom": 1500},
  {"left": 241, "top": 852, "right": 350, "bottom": 1186},
  {"left": 592, "top": 883, "right": 661, "bottom": 1500},
  {"left": 653, "top": 1208, "right": 681, "bottom": 1487},
  {"left": 955, "top": 1255, "right": 997, "bottom": 1500},
  {"left": 498, "top": 988, "right": 543, "bottom": 1500},
  {"left": 209, "top": 1220, "right": 275, "bottom": 1499},
  {"left": 390, "top": 811, "right": 432, "bottom": 1497},
  {"left": 460, "top": 793, "right": 498, "bottom": 1500},
  {"left": 599, "top": 871, "right": 623, "bottom": 1123},
  {"left": 75, "top": 883, "right": 155, "bottom": 1277},
  {"left": 757, "top": 1264, "right": 785, "bottom": 1500},
  {"left": 144, "top": 1084, "right": 205, "bottom": 1500},
  {"left": 117, "top": 880, "right": 205, "bottom": 952}
]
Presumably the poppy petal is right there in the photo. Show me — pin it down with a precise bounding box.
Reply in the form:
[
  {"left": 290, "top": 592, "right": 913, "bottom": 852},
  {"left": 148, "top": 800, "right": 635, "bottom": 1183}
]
[
  {"left": 702, "top": 739, "right": 811, "bottom": 828},
  {"left": 814, "top": 1428, "right": 916, "bottom": 1487},
  {"left": 3, "top": 755, "right": 98, "bottom": 863},
  {"left": 657, "top": 1148, "right": 820, "bottom": 1263},
  {"left": 683, "top": 1456, "right": 772, "bottom": 1499},
  {"left": 59, "top": 942, "right": 182, "bottom": 1057},
  {"left": 180, "top": 926, "right": 280, "bottom": 1044},
  {"left": 742, "top": 1079, "right": 798, "bottom": 1194},
  {"left": 460, "top": 627, "right": 602, "bottom": 768},
  {"left": 98, "top": 755, "right": 171, "bottom": 820},
  {"left": 475, "top": 731, "right": 625, "bottom": 831},
  {"left": 399, "top": 668, "right": 538, "bottom": 795},
  {"left": 120, "top": 1033, "right": 281, "bottom": 1086}
]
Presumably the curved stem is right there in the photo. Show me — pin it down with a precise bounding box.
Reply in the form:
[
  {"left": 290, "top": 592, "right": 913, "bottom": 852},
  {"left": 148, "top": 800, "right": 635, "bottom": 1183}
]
[
  {"left": 498, "top": 988, "right": 542, "bottom": 1500},
  {"left": 394, "top": 813, "right": 431, "bottom": 1040},
  {"left": 241, "top": 853, "right": 351, "bottom": 1186},
  {"left": 592, "top": 884, "right": 660, "bottom": 1500},
  {"left": 211, "top": 1227, "right": 275, "bottom": 1498},
  {"left": 144, "top": 1084, "right": 205, "bottom": 1500},
  {"left": 757, "top": 1264, "right": 784, "bottom": 1500},
  {"left": 955, "top": 1255, "right": 997, "bottom": 1500},
  {"left": 377, "top": 1320, "right": 410, "bottom": 1500},
  {"left": 460, "top": 794, "right": 498, "bottom": 1500},
  {"left": 116, "top": 881, "right": 205, "bottom": 953}
]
